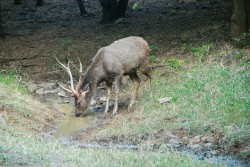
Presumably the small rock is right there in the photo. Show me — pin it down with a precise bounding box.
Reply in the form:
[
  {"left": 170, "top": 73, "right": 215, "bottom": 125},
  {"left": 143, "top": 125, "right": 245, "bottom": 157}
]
[
  {"left": 201, "top": 136, "right": 214, "bottom": 143},
  {"left": 93, "top": 105, "right": 104, "bottom": 113},
  {"left": 158, "top": 97, "right": 172, "bottom": 104},
  {"left": 169, "top": 138, "right": 180, "bottom": 144},
  {"left": 62, "top": 100, "right": 70, "bottom": 103},
  {"left": 41, "top": 132, "right": 53, "bottom": 139},
  {"left": 165, "top": 132, "right": 178, "bottom": 139},
  {"left": 37, "top": 82, "right": 57, "bottom": 90},
  {"left": 45, "top": 88, "right": 59, "bottom": 94},
  {"left": 36, "top": 88, "right": 45, "bottom": 95},
  {"left": 168, "top": 139, "right": 181, "bottom": 148},
  {"left": 204, "top": 142, "right": 213, "bottom": 148},
  {"left": 57, "top": 90, "right": 67, "bottom": 97},
  {"left": 26, "top": 81, "right": 38, "bottom": 93},
  {"left": 90, "top": 99, "right": 97, "bottom": 106},
  {"left": 99, "top": 96, "right": 107, "bottom": 102},
  {"left": 189, "top": 135, "right": 201, "bottom": 144},
  {"left": 188, "top": 144, "right": 201, "bottom": 150},
  {"left": 96, "top": 86, "right": 106, "bottom": 90},
  {"left": 225, "top": 125, "right": 239, "bottom": 132},
  {"left": 196, "top": 156, "right": 205, "bottom": 161},
  {"left": 211, "top": 150, "right": 218, "bottom": 155},
  {"left": 0, "top": 116, "right": 6, "bottom": 127}
]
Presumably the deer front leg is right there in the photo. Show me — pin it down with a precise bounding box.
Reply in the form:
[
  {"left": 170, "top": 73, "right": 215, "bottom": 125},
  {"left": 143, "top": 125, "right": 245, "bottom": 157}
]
[
  {"left": 104, "top": 82, "right": 112, "bottom": 114},
  {"left": 113, "top": 75, "right": 122, "bottom": 115}
]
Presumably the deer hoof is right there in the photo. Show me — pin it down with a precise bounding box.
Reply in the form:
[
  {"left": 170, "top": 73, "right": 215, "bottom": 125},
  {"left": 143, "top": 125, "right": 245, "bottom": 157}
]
[
  {"left": 112, "top": 111, "right": 117, "bottom": 116},
  {"left": 128, "top": 106, "right": 136, "bottom": 112}
]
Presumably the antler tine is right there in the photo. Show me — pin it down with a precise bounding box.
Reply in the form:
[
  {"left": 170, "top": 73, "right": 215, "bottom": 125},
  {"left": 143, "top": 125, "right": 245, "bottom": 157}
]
[
  {"left": 58, "top": 82, "right": 72, "bottom": 93},
  {"left": 78, "top": 58, "right": 83, "bottom": 73},
  {"left": 55, "top": 57, "right": 78, "bottom": 95},
  {"left": 76, "top": 58, "right": 83, "bottom": 91},
  {"left": 67, "top": 61, "right": 77, "bottom": 93},
  {"left": 55, "top": 57, "right": 67, "bottom": 69}
]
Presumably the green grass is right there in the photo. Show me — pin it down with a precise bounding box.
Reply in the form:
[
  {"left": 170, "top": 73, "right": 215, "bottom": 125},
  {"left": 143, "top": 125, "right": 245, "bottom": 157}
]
[
  {"left": 0, "top": 130, "right": 216, "bottom": 166},
  {"left": 0, "top": 73, "right": 56, "bottom": 130},
  {"left": 0, "top": 72, "right": 217, "bottom": 166},
  {"left": 94, "top": 62, "right": 250, "bottom": 148}
]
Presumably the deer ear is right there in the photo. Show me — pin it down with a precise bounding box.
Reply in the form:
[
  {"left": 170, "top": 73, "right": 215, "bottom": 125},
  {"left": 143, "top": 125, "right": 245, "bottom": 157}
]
[{"left": 81, "top": 83, "right": 89, "bottom": 95}]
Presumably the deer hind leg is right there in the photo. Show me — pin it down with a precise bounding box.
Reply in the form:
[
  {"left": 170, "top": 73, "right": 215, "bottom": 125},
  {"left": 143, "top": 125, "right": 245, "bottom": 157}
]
[
  {"left": 104, "top": 82, "right": 112, "bottom": 114},
  {"left": 129, "top": 72, "right": 140, "bottom": 107},
  {"left": 113, "top": 75, "right": 123, "bottom": 115},
  {"left": 139, "top": 66, "right": 152, "bottom": 97}
]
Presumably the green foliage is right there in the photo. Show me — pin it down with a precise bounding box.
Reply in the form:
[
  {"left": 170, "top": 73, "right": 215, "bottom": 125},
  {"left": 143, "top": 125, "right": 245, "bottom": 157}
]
[
  {"left": 0, "top": 70, "right": 15, "bottom": 84},
  {"left": 149, "top": 44, "right": 157, "bottom": 52},
  {"left": 131, "top": 2, "right": 139, "bottom": 11},
  {"left": 160, "top": 57, "right": 167, "bottom": 64},
  {"left": 181, "top": 43, "right": 189, "bottom": 51},
  {"left": 232, "top": 29, "right": 250, "bottom": 48},
  {"left": 235, "top": 49, "right": 243, "bottom": 59},
  {"left": 149, "top": 44, "right": 158, "bottom": 63},
  {"left": 168, "top": 58, "right": 182, "bottom": 69},
  {"left": 191, "top": 44, "right": 212, "bottom": 61},
  {"left": 149, "top": 55, "right": 156, "bottom": 63},
  {"left": 0, "top": 71, "right": 26, "bottom": 94},
  {"left": 0, "top": 146, "right": 7, "bottom": 165},
  {"left": 59, "top": 37, "right": 73, "bottom": 50}
]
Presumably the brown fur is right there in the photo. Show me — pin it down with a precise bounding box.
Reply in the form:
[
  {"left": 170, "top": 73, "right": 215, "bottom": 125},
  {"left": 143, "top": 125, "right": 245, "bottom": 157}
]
[{"left": 74, "top": 36, "right": 152, "bottom": 116}]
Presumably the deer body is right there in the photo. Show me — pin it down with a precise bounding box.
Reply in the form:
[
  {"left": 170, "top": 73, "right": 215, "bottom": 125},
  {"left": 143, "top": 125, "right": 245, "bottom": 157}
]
[{"left": 57, "top": 36, "right": 152, "bottom": 117}]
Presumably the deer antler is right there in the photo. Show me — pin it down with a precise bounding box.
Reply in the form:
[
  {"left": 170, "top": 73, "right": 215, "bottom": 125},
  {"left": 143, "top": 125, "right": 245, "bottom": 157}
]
[
  {"left": 76, "top": 58, "right": 83, "bottom": 91},
  {"left": 55, "top": 57, "right": 78, "bottom": 96},
  {"left": 57, "top": 83, "right": 72, "bottom": 93}
]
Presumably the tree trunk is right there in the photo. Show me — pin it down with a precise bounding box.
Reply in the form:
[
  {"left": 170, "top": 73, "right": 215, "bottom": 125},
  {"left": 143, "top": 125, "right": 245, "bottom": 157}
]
[
  {"left": 246, "top": 0, "right": 250, "bottom": 30},
  {"left": 0, "top": 0, "right": 1, "bottom": 22},
  {"left": 117, "top": 0, "right": 128, "bottom": 18},
  {"left": 14, "top": 0, "right": 22, "bottom": 5},
  {"left": 0, "top": 0, "right": 3, "bottom": 37},
  {"left": 231, "top": 0, "right": 250, "bottom": 37},
  {"left": 35, "top": 0, "right": 43, "bottom": 6},
  {"left": 76, "top": 0, "right": 87, "bottom": 16}
]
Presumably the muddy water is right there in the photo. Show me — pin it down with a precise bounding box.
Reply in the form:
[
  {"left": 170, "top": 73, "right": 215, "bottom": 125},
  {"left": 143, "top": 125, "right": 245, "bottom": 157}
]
[{"left": 54, "top": 104, "right": 94, "bottom": 137}]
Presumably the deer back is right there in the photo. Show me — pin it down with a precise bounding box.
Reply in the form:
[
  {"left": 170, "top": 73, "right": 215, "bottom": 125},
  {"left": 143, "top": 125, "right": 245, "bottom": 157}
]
[{"left": 92, "top": 36, "right": 149, "bottom": 76}]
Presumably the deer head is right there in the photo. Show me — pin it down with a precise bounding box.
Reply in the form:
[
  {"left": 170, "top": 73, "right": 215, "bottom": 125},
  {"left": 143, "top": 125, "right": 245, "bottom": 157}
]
[{"left": 55, "top": 57, "right": 89, "bottom": 117}]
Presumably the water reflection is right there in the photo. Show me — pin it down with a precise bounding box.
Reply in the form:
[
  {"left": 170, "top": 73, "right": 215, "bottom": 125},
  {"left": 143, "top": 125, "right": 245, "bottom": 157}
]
[{"left": 54, "top": 104, "right": 94, "bottom": 137}]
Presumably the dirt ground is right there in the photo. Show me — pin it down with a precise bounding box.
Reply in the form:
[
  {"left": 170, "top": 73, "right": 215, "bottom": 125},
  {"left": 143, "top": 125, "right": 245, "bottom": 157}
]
[{"left": 0, "top": 0, "right": 231, "bottom": 80}]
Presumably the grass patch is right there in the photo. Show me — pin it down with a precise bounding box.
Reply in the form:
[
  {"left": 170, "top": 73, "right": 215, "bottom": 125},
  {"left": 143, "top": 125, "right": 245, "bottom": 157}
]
[
  {"left": 0, "top": 71, "right": 59, "bottom": 132},
  {"left": 94, "top": 62, "right": 250, "bottom": 149},
  {"left": 0, "top": 130, "right": 216, "bottom": 166},
  {"left": 0, "top": 72, "right": 216, "bottom": 166}
]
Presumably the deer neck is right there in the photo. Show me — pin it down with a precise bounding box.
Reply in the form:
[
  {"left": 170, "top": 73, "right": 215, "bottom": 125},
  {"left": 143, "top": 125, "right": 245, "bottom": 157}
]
[{"left": 80, "top": 67, "right": 103, "bottom": 104}]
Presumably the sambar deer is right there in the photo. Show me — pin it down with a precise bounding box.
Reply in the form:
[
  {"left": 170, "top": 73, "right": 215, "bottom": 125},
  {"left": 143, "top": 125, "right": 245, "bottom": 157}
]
[{"left": 56, "top": 36, "right": 152, "bottom": 117}]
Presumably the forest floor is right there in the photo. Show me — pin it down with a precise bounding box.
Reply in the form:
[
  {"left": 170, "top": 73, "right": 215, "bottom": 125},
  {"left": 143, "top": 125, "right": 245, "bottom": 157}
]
[
  {"left": 1, "top": 0, "right": 231, "bottom": 80},
  {"left": 1, "top": 0, "right": 250, "bottom": 166}
]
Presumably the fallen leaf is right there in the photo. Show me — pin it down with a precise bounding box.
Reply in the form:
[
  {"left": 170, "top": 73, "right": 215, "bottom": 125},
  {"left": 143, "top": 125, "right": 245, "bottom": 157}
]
[{"left": 158, "top": 97, "right": 172, "bottom": 104}]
